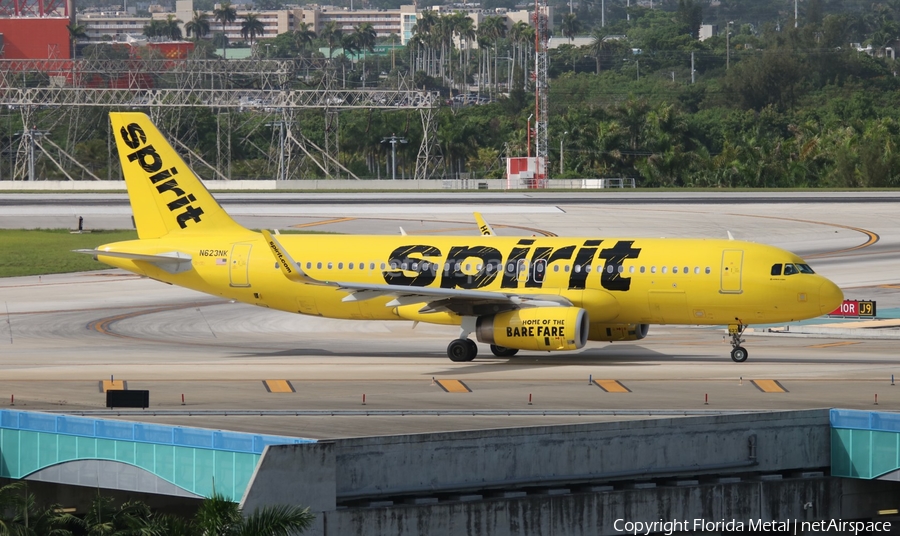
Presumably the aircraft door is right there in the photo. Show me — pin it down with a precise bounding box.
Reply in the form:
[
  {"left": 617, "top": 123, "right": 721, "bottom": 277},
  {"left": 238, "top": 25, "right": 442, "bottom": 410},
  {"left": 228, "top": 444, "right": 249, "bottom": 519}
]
[
  {"left": 531, "top": 259, "right": 547, "bottom": 284},
  {"left": 229, "top": 244, "right": 252, "bottom": 287},
  {"left": 720, "top": 249, "right": 743, "bottom": 294}
]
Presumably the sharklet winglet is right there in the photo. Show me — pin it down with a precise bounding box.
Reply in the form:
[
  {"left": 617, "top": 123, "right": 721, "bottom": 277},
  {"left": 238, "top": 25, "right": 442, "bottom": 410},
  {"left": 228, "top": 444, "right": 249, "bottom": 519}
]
[{"left": 261, "top": 230, "right": 330, "bottom": 286}]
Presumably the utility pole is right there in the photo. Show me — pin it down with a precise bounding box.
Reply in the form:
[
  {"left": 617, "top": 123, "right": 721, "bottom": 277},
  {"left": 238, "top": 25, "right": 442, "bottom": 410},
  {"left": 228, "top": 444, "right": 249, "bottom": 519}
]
[
  {"left": 560, "top": 131, "right": 567, "bottom": 175},
  {"left": 382, "top": 133, "right": 408, "bottom": 180},
  {"left": 726, "top": 21, "right": 732, "bottom": 70},
  {"left": 691, "top": 51, "right": 695, "bottom": 84}
]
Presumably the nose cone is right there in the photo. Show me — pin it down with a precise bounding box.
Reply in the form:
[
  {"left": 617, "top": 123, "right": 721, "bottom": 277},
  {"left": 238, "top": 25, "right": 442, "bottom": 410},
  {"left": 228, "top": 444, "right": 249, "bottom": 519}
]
[{"left": 819, "top": 279, "right": 844, "bottom": 315}]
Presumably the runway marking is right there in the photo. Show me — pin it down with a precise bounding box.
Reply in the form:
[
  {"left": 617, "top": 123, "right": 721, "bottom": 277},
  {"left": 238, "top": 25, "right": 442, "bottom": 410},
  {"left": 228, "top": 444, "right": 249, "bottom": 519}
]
[
  {"left": 263, "top": 380, "right": 295, "bottom": 393},
  {"left": 807, "top": 341, "right": 861, "bottom": 349},
  {"left": 435, "top": 380, "right": 472, "bottom": 393},
  {"left": 290, "top": 217, "right": 355, "bottom": 229},
  {"left": 100, "top": 380, "right": 126, "bottom": 392},
  {"left": 593, "top": 380, "right": 631, "bottom": 393},
  {"left": 751, "top": 380, "right": 788, "bottom": 393},
  {"left": 878, "top": 285, "right": 900, "bottom": 290}
]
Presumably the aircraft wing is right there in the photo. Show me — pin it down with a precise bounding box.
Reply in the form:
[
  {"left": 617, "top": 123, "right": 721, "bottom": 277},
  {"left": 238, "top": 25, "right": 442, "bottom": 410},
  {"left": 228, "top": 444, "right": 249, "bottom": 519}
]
[
  {"left": 73, "top": 249, "right": 192, "bottom": 274},
  {"left": 262, "top": 230, "right": 571, "bottom": 316}
]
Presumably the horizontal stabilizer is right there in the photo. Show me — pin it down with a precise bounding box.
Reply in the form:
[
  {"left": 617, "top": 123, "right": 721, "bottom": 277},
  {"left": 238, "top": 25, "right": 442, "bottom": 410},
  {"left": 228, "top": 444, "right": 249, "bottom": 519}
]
[{"left": 73, "top": 249, "right": 192, "bottom": 274}]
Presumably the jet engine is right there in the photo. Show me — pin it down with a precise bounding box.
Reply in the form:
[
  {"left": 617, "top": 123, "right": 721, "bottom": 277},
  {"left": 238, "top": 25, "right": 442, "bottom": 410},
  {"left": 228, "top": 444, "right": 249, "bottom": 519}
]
[
  {"left": 475, "top": 307, "right": 589, "bottom": 351},
  {"left": 588, "top": 323, "right": 650, "bottom": 342}
]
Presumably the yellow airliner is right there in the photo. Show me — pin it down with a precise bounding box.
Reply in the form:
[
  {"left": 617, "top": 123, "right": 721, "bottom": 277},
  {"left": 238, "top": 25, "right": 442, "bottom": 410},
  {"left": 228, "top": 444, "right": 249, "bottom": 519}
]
[{"left": 78, "top": 112, "right": 843, "bottom": 363}]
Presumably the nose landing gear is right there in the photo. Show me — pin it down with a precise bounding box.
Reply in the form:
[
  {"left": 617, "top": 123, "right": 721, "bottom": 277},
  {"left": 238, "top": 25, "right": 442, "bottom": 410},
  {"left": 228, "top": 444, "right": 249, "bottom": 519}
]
[{"left": 728, "top": 322, "right": 748, "bottom": 363}]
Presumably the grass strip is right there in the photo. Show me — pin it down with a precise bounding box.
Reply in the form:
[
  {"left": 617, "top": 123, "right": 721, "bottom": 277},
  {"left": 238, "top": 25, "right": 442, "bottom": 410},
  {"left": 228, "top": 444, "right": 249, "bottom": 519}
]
[{"left": 0, "top": 229, "right": 138, "bottom": 278}]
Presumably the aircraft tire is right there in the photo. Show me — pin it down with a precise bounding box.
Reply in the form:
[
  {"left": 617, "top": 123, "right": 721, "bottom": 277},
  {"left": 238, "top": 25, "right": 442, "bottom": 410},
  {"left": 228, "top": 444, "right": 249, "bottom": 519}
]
[
  {"left": 465, "top": 339, "right": 478, "bottom": 361},
  {"left": 448, "top": 339, "right": 474, "bottom": 362},
  {"left": 490, "top": 344, "right": 519, "bottom": 357},
  {"left": 731, "top": 347, "right": 748, "bottom": 363}
]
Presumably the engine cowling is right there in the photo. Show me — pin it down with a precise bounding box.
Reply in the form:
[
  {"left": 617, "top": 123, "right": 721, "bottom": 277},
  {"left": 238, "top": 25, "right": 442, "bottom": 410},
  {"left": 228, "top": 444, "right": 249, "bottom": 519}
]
[
  {"left": 588, "top": 323, "right": 650, "bottom": 342},
  {"left": 475, "top": 307, "right": 589, "bottom": 351}
]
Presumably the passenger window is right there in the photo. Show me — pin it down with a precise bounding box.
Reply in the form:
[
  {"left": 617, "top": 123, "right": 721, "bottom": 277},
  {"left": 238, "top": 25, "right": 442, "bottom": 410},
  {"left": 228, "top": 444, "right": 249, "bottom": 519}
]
[
  {"left": 370, "top": 263, "right": 375, "bottom": 270},
  {"left": 306, "top": 262, "right": 312, "bottom": 269},
  {"left": 683, "top": 266, "right": 688, "bottom": 274},
  {"left": 705, "top": 267, "right": 711, "bottom": 274},
  {"left": 771, "top": 264, "right": 782, "bottom": 276},
  {"left": 673, "top": 266, "right": 678, "bottom": 274},
  {"left": 585, "top": 265, "right": 591, "bottom": 273},
  {"left": 694, "top": 267, "right": 699, "bottom": 274},
  {"left": 338, "top": 262, "right": 344, "bottom": 269},
  {"left": 629, "top": 266, "right": 635, "bottom": 273},
  {"left": 328, "top": 262, "right": 333, "bottom": 269},
  {"left": 380, "top": 263, "right": 386, "bottom": 270},
  {"left": 476, "top": 263, "right": 483, "bottom": 271},
  {"left": 349, "top": 263, "right": 354, "bottom": 269},
  {"left": 640, "top": 266, "right": 646, "bottom": 274},
  {"left": 662, "top": 266, "right": 668, "bottom": 274},
  {"left": 565, "top": 265, "right": 570, "bottom": 272},
  {"left": 650, "top": 266, "right": 656, "bottom": 274},
  {"left": 553, "top": 265, "right": 559, "bottom": 272},
  {"left": 607, "top": 265, "right": 614, "bottom": 274},
  {"left": 784, "top": 264, "right": 797, "bottom": 275},
  {"left": 574, "top": 265, "right": 581, "bottom": 273}
]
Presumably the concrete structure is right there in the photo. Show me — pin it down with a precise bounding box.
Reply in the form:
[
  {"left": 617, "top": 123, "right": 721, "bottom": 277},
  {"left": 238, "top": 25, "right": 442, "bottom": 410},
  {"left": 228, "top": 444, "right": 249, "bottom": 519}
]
[{"left": 8, "top": 408, "right": 893, "bottom": 534}]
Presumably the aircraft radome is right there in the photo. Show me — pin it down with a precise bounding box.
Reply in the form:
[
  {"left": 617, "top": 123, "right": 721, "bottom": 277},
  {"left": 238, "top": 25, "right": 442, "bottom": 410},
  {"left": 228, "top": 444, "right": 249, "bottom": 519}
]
[{"left": 77, "top": 112, "right": 844, "bottom": 363}]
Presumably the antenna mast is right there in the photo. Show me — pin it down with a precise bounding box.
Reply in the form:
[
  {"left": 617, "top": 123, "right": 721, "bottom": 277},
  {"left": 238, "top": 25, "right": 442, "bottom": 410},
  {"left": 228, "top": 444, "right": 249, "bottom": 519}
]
[{"left": 533, "top": 0, "right": 549, "bottom": 186}]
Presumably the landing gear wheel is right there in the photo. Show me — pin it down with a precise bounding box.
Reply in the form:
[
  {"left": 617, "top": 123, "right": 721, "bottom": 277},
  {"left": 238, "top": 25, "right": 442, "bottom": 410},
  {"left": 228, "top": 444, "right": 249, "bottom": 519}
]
[
  {"left": 448, "top": 339, "right": 476, "bottom": 362},
  {"left": 466, "top": 339, "right": 478, "bottom": 360},
  {"left": 727, "top": 322, "right": 749, "bottom": 363},
  {"left": 490, "top": 344, "right": 519, "bottom": 358}
]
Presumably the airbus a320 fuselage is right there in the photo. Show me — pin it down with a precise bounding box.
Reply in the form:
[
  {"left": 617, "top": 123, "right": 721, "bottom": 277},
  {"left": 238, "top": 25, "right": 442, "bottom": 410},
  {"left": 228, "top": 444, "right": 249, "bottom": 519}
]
[{"left": 79, "top": 113, "right": 844, "bottom": 363}]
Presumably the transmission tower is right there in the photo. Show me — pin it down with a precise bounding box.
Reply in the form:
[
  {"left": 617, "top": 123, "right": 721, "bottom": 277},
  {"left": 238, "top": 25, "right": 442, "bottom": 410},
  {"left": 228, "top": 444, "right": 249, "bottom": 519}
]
[{"left": 533, "top": 0, "right": 549, "bottom": 186}]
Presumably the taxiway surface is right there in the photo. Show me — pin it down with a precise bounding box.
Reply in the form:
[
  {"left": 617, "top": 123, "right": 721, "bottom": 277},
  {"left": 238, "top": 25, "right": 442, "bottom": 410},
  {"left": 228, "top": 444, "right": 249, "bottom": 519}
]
[{"left": 1, "top": 193, "right": 899, "bottom": 439}]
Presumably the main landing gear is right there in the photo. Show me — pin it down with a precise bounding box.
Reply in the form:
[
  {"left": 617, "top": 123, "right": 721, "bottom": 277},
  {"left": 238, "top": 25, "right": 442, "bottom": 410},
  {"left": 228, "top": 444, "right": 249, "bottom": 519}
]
[
  {"left": 446, "top": 341, "right": 520, "bottom": 361},
  {"left": 728, "top": 322, "right": 748, "bottom": 363},
  {"left": 446, "top": 317, "right": 521, "bottom": 362},
  {"left": 447, "top": 339, "right": 478, "bottom": 362}
]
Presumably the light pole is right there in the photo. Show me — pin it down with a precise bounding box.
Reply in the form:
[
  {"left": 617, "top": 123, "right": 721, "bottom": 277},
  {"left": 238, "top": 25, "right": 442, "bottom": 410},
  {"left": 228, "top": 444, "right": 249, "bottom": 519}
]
[
  {"left": 526, "top": 113, "right": 533, "bottom": 159},
  {"left": 382, "top": 133, "right": 408, "bottom": 180},
  {"left": 726, "top": 21, "right": 732, "bottom": 70},
  {"left": 560, "top": 131, "right": 567, "bottom": 175}
]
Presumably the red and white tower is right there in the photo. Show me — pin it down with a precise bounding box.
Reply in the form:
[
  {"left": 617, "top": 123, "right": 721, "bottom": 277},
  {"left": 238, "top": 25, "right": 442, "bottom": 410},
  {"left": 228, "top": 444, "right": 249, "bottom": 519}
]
[{"left": 533, "top": 0, "right": 549, "bottom": 187}]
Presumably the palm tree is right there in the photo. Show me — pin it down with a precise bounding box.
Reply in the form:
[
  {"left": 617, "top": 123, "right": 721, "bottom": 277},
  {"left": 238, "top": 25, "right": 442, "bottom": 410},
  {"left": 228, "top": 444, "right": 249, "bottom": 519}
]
[
  {"left": 293, "top": 21, "right": 316, "bottom": 56},
  {"left": 479, "top": 16, "right": 507, "bottom": 96},
  {"left": 185, "top": 10, "right": 211, "bottom": 41},
  {"left": 561, "top": 13, "right": 580, "bottom": 43},
  {"left": 0, "top": 481, "right": 75, "bottom": 535},
  {"left": 66, "top": 23, "right": 88, "bottom": 59},
  {"left": 320, "top": 20, "right": 342, "bottom": 61},
  {"left": 164, "top": 14, "right": 183, "bottom": 40},
  {"left": 241, "top": 13, "right": 265, "bottom": 50},
  {"left": 77, "top": 494, "right": 159, "bottom": 535},
  {"left": 143, "top": 19, "right": 166, "bottom": 40},
  {"left": 589, "top": 29, "right": 622, "bottom": 74},
  {"left": 166, "top": 493, "right": 314, "bottom": 536},
  {"left": 214, "top": 1, "right": 237, "bottom": 58}
]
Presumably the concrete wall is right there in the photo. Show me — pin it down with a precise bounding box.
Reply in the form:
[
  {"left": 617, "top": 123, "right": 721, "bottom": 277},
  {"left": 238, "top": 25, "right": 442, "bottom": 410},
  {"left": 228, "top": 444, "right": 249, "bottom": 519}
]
[
  {"left": 330, "top": 410, "right": 830, "bottom": 499},
  {"left": 0, "top": 179, "right": 630, "bottom": 191},
  {"left": 320, "top": 478, "right": 845, "bottom": 536},
  {"left": 242, "top": 410, "right": 842, "bottom": 535}
]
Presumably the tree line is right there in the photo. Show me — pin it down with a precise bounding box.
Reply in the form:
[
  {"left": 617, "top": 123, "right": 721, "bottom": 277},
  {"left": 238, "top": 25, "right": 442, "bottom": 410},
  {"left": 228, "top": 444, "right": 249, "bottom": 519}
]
[{"left": 24, "top": 0, "right": 900, "bottom": 186}]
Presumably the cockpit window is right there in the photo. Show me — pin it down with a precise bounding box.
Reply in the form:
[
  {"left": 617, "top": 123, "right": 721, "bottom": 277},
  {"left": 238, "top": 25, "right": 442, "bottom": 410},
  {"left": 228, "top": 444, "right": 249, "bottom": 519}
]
[
  {"left": 783, "top": 263, "right": 815, "bottom": 276},
  {"left": 771, "top": 264, "right": 782, "bottom": 276}
]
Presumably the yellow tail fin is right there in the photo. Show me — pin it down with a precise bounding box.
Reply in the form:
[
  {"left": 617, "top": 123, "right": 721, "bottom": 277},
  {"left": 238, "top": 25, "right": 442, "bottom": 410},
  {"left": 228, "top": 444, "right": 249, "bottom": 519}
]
[{"left": 110, "top": 112, "right": 247, "bottom": 239}]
